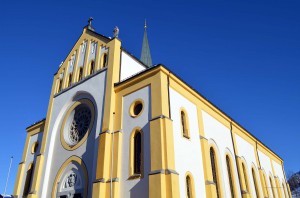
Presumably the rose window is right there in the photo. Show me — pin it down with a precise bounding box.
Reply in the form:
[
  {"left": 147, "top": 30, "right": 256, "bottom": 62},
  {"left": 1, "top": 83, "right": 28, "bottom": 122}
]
[{"left": 67, "top": 105, "right": 91, "bottom": 146}]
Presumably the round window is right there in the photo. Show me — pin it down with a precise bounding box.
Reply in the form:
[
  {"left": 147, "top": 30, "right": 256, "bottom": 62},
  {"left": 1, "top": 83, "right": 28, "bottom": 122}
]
[
  {"left": 31, "top": 142, "right": 39, "bottom": 154},
  {"left": 130, "top": 99, "right": 144, "bottom": 118},
  {"left": 61, "top": 99, "right": 95, "bottom": 150}
]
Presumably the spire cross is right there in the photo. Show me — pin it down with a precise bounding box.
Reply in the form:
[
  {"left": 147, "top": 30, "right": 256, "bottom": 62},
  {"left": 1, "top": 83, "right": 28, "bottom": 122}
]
[{"left": 88, "top": 17, "right": 93, "bottom": 26}]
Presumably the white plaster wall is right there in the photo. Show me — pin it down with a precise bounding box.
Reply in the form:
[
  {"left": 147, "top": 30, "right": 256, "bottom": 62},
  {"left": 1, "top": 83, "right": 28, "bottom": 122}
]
[
  {"left": 235, "top": 134, "right": 263, "bottom": 198},
  {"left": 68, "top": 52, "right": 76, "bottom": 74},
  {"left": 202, "top": 110, "right": 242, "bottom": 198},
  {"left": 88, "top": 41, "right": 97, "bottom": 62},
  {"left": 120, "top": 86, "right": 151, "bottom": 197},
  {"left": 18, "top": 132, "right": 43, "bottom": 196},
  {"left": 258, "top": 150, "right": 277, "bottom": 198},
  {"left": 272, "top": 160, "right": 286, "bottom": 197},
  {"left": 40, "top": 71, "right": 107, "bottom": 198},
  {"left": 169, "top": 88, "right": 206, "bottom": 198},
  {"left": 78, "top": 41, "right": 87, "bottom": 67},
  {"left": 120, "top": 51, "right": 146, "bottom": 81}
]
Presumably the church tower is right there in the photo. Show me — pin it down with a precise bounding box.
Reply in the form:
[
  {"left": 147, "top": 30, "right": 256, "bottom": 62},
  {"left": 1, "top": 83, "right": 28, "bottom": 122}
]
[
  {"left": 140, "top": 20, "right": 152, "bottom": 67},
  {"left": 13, "top": 19, "right": 291, "bottom": 198}
]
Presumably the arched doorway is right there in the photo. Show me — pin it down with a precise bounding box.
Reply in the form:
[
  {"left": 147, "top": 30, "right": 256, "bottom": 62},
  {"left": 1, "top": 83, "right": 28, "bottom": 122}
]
[{"left": 52, "top": 156, "right": 88, "bottom": 198}]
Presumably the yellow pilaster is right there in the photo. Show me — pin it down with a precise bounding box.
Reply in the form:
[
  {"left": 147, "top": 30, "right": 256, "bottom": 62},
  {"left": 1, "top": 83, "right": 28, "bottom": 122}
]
[
  {"left": 275, "top": 177, "right": 283, "bottom": 198},
  {"left": 93, "top": 37, "right": 121, "bottom": 198},
  {"left": 13, "top": 162, "right": 26, "bottom": 196},
  {"left": 149, "top": 72, "right": 179, "bottom": 198},
  {"left": 286, "top": 183, "right": 292, "bottom": 198}
]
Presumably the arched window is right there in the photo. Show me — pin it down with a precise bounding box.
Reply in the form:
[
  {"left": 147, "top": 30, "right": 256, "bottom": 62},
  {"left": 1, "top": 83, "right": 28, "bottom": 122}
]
[
  {"left": 90, "top": 60, "right": 95, "bottom": 75},
  {"left": 269, "top": 177, "right": 276, "bottom": 198},
  {"left": 23, "top": 163, "right": 34, "bottom": 196},
  {"left": 241, "top": 162, "right": 249, "bottom": 192},
  {"left": 210, "top": 147, "right": 220, "bottom": 198},
  {"left": 68, "top": 73, "right": 73, "bottom": 87},
  {"left": 57, "top": 78, "right": 63, "bottom": 93},
  {"left": 226, "top": 155, "right": 235, "bottom": 198},
  {"left": 78, "top": 67, "right": 83, "bottom": 81},
  {"left": 180, "top": 110, "right": 189, "bottom": 138},
  {"left": 252, "top": 168, "right": 260, "bottom": 198},
  {"left": 102, "top": 53, "right": 108, "bottom": 68},
  {"left": 134, "top": 131, "right": 142, "bottom": 174},
  {"left": 186, "top": 175, "right": 194, "bottom": 198}
]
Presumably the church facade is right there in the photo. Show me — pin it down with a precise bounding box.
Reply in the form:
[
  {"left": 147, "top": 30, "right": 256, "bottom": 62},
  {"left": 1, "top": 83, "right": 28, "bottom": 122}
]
[{"left": 13, "top": 20, "right": 291, "bottom": 198}]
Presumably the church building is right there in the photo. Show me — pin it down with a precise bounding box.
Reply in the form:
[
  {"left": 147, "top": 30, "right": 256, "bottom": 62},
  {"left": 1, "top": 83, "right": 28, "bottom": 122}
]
[{"left": 13, "top": 19, "right": 291, "bottom": 198}]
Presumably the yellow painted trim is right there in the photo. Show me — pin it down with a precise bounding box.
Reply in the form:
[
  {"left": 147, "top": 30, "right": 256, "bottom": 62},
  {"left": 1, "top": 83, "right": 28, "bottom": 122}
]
[
  {"left": 13, "top": 162, "right": 25, "bottom": 196},
  {"left": 51, "top": 156, "right": 88, "bottom": 198},
  {"left": 208, "top": 143, "right": 224, "bottom": 198},
  {"left": 31, "top": 141, "right": 39, "bottom": 154},
  {"left": 28, "top": 155, "right": 44, "bottom": 198},
  {"left": 225, "top": 152, "right": 238, "bottom": 198},
  {"left": 269, "top": 175, "right": 277, "bottom": 198},
  {"left": 129, "top": 127, "right": 144, "bottom": 179},
  {"left": 179, "top": 107, "right": 190, "bottom": 139},
  {"left": 60, "top": 98, "right": 95, "bottom": 151},
  {"left": 100, "top": 52, "right": 108, "bottom": 69},
  {"left": 129, "top": 99, "right": 145, "bottom": 118},
  {"left": 23, "top": 162, "right": 34, "bottom": 197},
  {"left": 185, "top": 172, "right": 196, "bottom": 198},
  {"left": 251, "top": 165, "right": 261, "bottom": 198}
]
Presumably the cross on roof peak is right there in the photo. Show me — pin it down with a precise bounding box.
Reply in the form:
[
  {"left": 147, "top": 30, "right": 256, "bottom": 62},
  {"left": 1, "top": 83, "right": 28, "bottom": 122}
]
[{"left": 88, "top": 17, "right": 93, "bottom": 27}]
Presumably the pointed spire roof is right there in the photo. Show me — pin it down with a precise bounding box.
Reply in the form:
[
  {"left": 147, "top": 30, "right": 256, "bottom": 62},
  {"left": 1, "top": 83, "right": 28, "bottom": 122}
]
[{"left": 140, "top": 20, "right": 152, "bottom": 67}]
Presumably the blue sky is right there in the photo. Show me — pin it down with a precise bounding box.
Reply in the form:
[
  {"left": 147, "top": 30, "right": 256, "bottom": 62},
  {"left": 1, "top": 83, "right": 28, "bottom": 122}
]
[{"left": 0, "top": 0, "right": 299, "bottom": 194}]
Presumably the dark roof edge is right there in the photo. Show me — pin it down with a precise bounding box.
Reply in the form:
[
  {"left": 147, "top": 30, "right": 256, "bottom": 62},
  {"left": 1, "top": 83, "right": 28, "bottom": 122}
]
[
  {"left": 121, "top": 47, "right": 150, "bottom": 69},
  {"left": 26, "top": 118, "right": 46, "bottom": 130},
  {"left": 115, "top": 64, "right": 283, "bottom": 161}
]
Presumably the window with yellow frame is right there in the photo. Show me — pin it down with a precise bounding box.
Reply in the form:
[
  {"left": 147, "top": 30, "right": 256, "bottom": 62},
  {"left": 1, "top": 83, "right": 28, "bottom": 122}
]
[
  {"left": 180, "top": 108, "right": 190, "bottom": 139},
  {"left": 129, "top": 129, "right": 143, "bottom": 179}
]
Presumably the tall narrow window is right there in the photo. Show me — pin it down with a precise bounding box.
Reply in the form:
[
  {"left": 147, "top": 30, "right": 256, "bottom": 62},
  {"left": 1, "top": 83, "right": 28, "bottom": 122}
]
[
  {"left": 134, "top": 132, "right": 142, "bottom": 174},
  {"left": 181, "top": 110, "right": 189, "bottom": 138},
  {"left": 226, "top": 156, "right": 235, "bottom": 198},
  {"left": 252, "top": 168, "right": 260, "bottom": 198},
  {"left": 269, "top": 177, "right": 276, "bottom": 198},
  {"left": 23, "top": 163, "right": 34, "bottom": 196},
  {"left": 68, "top": 73, "right": 73, "bottom": 87},
  {"left": 186, "top": 175, "right": 193, "bottom": 198},
  {"left": 58, "top": 78, "right": 63, "bottom": 92},
  {"left": 102, "top": 53, "right": 108, "bottom": 68},
  {"left": 210, "top": 147, "right": 220, "bottom": 198},
  {"left": 242, "top": 163, "right": 249, "bottom": 192},
  {"left": 78, "top": 67, "right": 83, "bottom": 81},
  {"left": 90, "top": 60, "right": 95, "bottom": 75}
]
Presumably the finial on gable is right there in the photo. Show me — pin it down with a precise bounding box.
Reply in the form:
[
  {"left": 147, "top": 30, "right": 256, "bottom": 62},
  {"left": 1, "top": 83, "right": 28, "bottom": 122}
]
[{"left": 84, "top": 17, "right": 95, "bottom": 31}]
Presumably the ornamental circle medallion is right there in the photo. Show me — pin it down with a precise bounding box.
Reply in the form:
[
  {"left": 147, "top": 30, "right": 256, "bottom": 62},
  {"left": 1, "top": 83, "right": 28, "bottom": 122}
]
[{"left": 61, "top": 99, "right": 95, "bottom": 150}]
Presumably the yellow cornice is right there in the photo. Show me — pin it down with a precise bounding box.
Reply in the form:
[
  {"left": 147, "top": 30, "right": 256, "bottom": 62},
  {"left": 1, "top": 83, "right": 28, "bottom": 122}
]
[
  {"left": 115, "top": 64, "right": 283, "bottom": 163},
  {"left": 26, "top": 119, "right": 45, "bottom": 136}
]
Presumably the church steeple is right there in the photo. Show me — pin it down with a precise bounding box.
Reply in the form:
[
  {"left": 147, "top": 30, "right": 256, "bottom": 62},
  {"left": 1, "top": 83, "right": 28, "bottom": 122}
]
[{"left": 140, "top": 20, "right": 152, "bottom": 67}]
